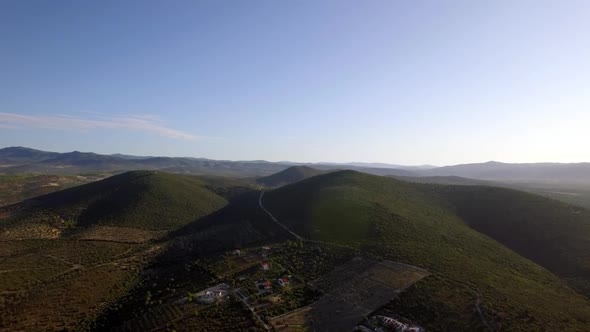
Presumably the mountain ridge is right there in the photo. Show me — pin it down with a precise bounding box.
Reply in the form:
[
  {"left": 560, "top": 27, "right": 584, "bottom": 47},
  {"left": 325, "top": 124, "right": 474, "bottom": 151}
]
[
  {"left": 3, "top": 146, "right": 590, "bottom": 185},
  {"left": 0, "top": 170, "right": 228, "bottom": 234}
]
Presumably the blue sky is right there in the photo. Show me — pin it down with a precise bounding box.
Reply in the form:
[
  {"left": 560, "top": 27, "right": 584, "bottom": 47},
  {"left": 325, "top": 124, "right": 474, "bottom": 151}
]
[{"left": 1, "top": 1, "right": 589, "bottom": 165}]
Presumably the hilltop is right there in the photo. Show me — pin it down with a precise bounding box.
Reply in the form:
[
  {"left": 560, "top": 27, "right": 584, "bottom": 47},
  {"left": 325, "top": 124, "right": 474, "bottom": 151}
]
[
  {"left": 0, "top": 171, "right": 257, "bottom": 331},
  {"left": 256, "top": 166, "right": 327, "bottom": 187},
  {"left": 260, "top": 171, "right": 590, "bottom": 330},
  {"left": 0, "top": 171, "right": 228, "bottom": 237}
]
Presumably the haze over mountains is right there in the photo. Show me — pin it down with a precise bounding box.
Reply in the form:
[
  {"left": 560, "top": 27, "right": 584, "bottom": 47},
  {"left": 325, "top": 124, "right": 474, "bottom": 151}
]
[
  {"left": 2, "top": 146, "right": 590, "bottom": 184},
  {"left": 423, "top": 161, "right": 590, "bottom": 184}
]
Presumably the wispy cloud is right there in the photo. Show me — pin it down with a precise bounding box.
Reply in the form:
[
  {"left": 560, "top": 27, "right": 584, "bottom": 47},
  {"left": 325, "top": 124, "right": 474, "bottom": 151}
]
[
  {"left": 0, "top": 123, "right": 18, "bottom": 129},
  {"left": 0, "top": 112, "right": 196, "bottom": 140}
]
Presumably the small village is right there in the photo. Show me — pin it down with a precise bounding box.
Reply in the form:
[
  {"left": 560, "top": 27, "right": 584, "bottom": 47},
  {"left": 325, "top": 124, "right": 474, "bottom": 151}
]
[
  {"left": 209, "top": 244, "right": 312, "bottom": 328},
  {"left": 180, "top": 242, "right": 426, "bottom": 332}
]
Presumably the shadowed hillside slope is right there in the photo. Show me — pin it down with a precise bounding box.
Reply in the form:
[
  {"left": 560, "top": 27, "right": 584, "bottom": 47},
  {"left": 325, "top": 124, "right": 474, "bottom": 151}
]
[
  {"left": 0, "top": 171, "right": 228, "bottom": 234},
  {"left": 256, "top": 166, "right": 327, "bottom": 187},
  {"left": 432, "top": 185, "right": 590, "bottom": 296},
  {"left": 262, "top": 171, "right": 590, "bottom": 331},
  {"left": 393, "top": 174, "right": 590, "bottom": 210}
]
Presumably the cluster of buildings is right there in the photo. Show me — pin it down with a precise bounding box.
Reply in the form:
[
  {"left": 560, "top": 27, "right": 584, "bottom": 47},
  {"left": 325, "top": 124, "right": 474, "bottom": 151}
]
[
  {"left": 353, "top": 315, "right": 424, "bottom": 332},
  {"left": 233, "top": 246, "right": 272, "bottom": 258},
  {"left": 255, "top": 276, "right": 291, "bottom": 293},
  {"left": 195, "top": 283, "right": 230, "bottom": 304}
]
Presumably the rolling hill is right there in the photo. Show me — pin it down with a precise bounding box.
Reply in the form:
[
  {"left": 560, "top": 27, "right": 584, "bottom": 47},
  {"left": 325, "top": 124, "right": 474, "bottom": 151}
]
[
  {"left": 259, "top": 171, "right": 590, "bottom": 331},
  {"left": 0, "top": 171, "right": 229, "bottom": 238},
  {"left": 433, "top": 185, "right": 590, "bottom": 296},
  {"left": 256, "top": 165, "right": 328, "bottom": 187},
  {"left": 393, "top": 174, "right": 590, "bottom": 210},
  {"left": 422, "top": 160, "right": 590, "bottom": 184},
  {"left": 0, "top": 171, "right": 258, "bottom": 331},
  {"left": 3, "top": 167, "right": 590, "bottom": 330}
]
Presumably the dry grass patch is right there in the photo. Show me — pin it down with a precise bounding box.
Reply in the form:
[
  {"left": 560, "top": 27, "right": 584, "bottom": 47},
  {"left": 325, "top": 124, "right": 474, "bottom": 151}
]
[{"left": 0, "top": 265, "right": 136, "bottom": 331}]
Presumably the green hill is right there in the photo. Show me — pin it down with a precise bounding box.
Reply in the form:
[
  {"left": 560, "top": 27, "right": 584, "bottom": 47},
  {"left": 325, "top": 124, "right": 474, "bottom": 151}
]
[
  {"left": 393, "top": 174, "right": 590, "bottom": 210},
  {"left": 256, "top": 166, "right": 328, "bottom": 187},
  {"left": 434, "top": 185, "right": 590, "bottom": 296},
  {"left": 262, "top": 170, "right": 590, "bottom": 331},
  {"left": 1, "top": 171, "right": 228, "bottom": 232},
  {"left": 0, "top": 171, "right": 240, "bottom": 331},
  {"left": 4, "top": 169, "right": 590, "bottom": 330}
]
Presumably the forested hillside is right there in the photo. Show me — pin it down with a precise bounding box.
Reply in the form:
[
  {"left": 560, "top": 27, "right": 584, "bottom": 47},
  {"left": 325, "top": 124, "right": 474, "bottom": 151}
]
[{"left": 262, "top": 171, "right": 590, "bottom": 331}]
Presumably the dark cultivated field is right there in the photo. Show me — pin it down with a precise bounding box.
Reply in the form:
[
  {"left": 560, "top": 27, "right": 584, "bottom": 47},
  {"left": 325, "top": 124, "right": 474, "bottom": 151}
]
[{"left": 271, "top": 258, "right": 429, "bottom": 331}]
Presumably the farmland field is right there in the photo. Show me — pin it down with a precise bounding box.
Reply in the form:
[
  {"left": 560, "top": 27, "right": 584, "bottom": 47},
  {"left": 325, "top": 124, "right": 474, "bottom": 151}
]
[
  {"left": 0, "top": 238, "right": 159, "bottom": 331},
  {"left": 0, "top": 174, "right": 96, "bottom": 207},
  {"left": 270, "top": 257, "right": 429, "bottom": 331}
]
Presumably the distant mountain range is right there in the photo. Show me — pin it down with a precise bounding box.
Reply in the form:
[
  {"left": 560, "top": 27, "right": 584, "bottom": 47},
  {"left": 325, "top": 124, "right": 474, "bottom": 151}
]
[
  {"left": 1, "top": 146, "right": 590, "bottom": 184},
  {"left": 317, "top": 161, "right": 436, "bottom": 170},
  {"left": 0, "top": 147, "right": 288, "bottom": 177},
  {"left": 0, "top": 147, "right": 416, "bottom": 177}
]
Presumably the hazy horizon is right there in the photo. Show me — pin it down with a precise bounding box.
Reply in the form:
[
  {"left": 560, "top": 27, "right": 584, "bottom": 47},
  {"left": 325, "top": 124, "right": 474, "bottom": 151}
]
[
  {"left": 2, "top": 1, "right": 589, "bottom": 165},
  {"left": 5, "top": 145, "right": 590, "bottom": 168}
]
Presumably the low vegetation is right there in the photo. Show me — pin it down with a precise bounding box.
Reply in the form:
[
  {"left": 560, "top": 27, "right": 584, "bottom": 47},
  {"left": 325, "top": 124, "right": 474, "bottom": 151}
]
[
  {"left": 0, "top": 174, "right": 90, "bottom": 207},
  {"left": 264, "top": 171, "right": 590, "bottom": 331},
  {"left": 431, "top": 184, "right": 590, "bottom": 298},
  {"left": 2, "top": 168, "right": 590, "bottom": 331},
  {"left": 256, "top": 166, "right": 327, "bottom": 188},
  {"left": 1, "top": 171, "right": 228, "bottom": 232}
]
